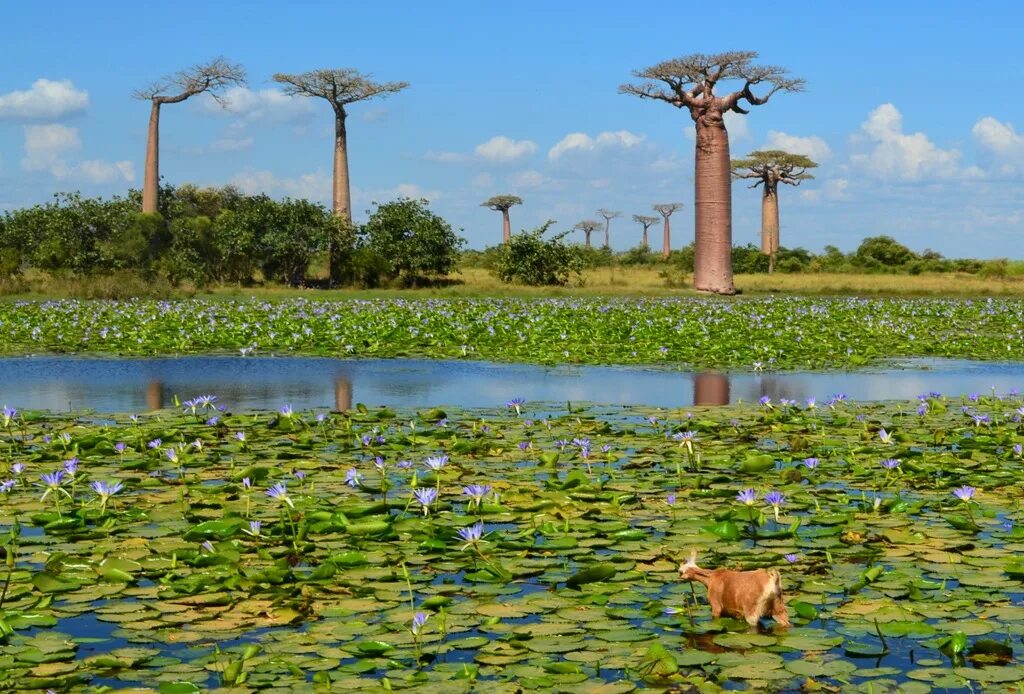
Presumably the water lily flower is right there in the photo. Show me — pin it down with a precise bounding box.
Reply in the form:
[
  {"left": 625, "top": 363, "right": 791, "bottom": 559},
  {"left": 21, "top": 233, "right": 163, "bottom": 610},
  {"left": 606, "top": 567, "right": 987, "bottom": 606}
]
[
  {"left": 38, "top": 470, "right": 70, "bottom": 501},
  {"left": 373, "top": 457, "right": 387, "bottom": 472},
  {"left": 736, "top": 488, "right": 758, "bottom": 506},
  {"left": 235, "top": 431, "right": 246, "bottom": 442},
  {"left": 784, "top": 554, "right": 799, "bottom": 563},
  {"left": 1014, "top": 444, "right": 1023, "bottom": 458},
  {"left": 206, "top": 416, "right": 219, "bottom": 426},
  {"left": 279, "top": 404, "right": 293, "bottom": 418},
  {"left": 0, "top": 479, "right": 15, "bottom": 493},
  {"left": 667, "top": 493, "right": 677, "bottom": 506},
  {"left": 803, "top": 457, "right": 819, "bottom": 470},
  {"left": 147, "top": 438, "right": 162, "bottom": 449},
  {"left": 878, "top": 428, "right": 894, "bottom": 445},
  {"left": 759, "top": 396, "right": 773, "bottom": 409},
  {"left": 505, "top": 397, "right": 525, "bottom": 415},
  {"left": 953, "top": 485, "right": 976, "bottom": 502},
  {"left": 518, "top": 441, "right": 530, "bottom": 451},
  {"left": 805, "top": 397, "right": 816, "bottom": 409},
  {"left": 424, "top": 455, "right": 449, "bottom": 472},
  {"left": 242, "top": 477, "right": 252, "bottom": 490},
  {"left": 245, "top": 520, "right": 262, "bottom": 537},
  {"left": 165, "top": 448, "right": 179, "bottom": 464},
  {"left": 413, "top": 487, "right": 437, "bottom": 515},
  {"left": 881, "top": 458, "right": 900, "bottom": 470},
  {"left": 663, "top": 606, "right": 682, "bottom": 616},
  {"left": 91, "top": 479, "right": 124, "bottom": 512},
  {"left": 411, "top": 611, "right": 429, "bottom": 636},
  {"left": 764, "top": 490, "right": 786, "bottom": 521},
  {"left": 266, "top": 482, "right": 293, "bottom": 508},
  {"left": 201, "top": 541, "right": 215, "bottom": 553},
  {"left": 396, "top": 460, "right": 413, "bottom": 469},
  {"left": 11, "top": 463, "right": 25, "bottom": 475},
  {"left": 114, "top": 442, "right": 127, "bottom": 454},
  {"left": 63, "top": 458, "right": 79, "bottom": 475},
  {"left": 462, "top": 484, "right": 491, "bottom": 508},
  {"left": 752, "top": 361, "right": 764, "bottom": 372},
  {"left": 1, "top": 406, "right": 16, "bottom": 427},
  {"left": 345, "top": 468, "right": 361, "bottom": 488},
  {"left": 456, "top": 521, "right": 485, "bottom": 550}
]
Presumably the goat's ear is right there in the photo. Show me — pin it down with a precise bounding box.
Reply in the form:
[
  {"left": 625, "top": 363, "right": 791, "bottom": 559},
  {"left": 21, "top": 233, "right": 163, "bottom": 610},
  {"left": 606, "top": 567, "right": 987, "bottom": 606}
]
[{"left": 687, "top": 548, "right": 698, "bottom": 565}]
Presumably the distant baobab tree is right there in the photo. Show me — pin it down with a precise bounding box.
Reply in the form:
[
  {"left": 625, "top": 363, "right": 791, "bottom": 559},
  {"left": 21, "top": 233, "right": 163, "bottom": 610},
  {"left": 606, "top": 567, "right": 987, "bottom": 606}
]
[
  {"left": 574, "top": 220, "right": 602, "bottom": 248},
  {"left": 621, "top": 52, "right": 804, "bottom": 294},
  {"left": 134, "top": 57, "right": 246, "bottom": 214},
  {"left": 653, "top": 203, "right": 683, "bottom": 259},
  {"left": 596, "top": 209, "right": 620, "bottom": 248},
  {"left": 272, "top": 69, "right": 409, "bottom": 225},
  {"left": 731, "top": 150, "right": 817, "bottom": 273},
  {"left": 481, "top": 195, "right": 522, "bottom": 244},
  {"left": 632, "top": 214, "right": 659, "bottom": 250}
]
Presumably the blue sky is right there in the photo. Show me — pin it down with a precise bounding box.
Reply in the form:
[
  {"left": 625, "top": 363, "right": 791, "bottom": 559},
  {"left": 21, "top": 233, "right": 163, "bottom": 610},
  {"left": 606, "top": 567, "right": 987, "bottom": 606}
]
[{"left": 2, "top": 1, "right": 1023, "bottom": 257}]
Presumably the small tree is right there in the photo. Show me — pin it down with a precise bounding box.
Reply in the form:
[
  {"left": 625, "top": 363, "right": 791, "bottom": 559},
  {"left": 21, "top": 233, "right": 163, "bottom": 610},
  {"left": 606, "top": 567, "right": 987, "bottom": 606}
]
[
  {"left": 134, "top": 58, "right": 246, "bottom": 215},
  {"left": 362, "top": 198, "right": 464, "bottom": 286},
  {"left": 574, "top": 220, "right": 602, "bottom": 248},
  {"left": 622, "top": 52, "right": 803, "bottom": 293},
  {"left": 596, "top": 209, "right": 621, "bottom": 248},
  {"left": 481, "top": 195, "right": 523, "bottom": 244},
  {"left": 731, "top": 150, "right": 816, "bottom": 273},
  {"left": 653, "top": 203, "right": 683, "bottom": 260},
  {"left": 632, "top": 214, "right": 659, "bottom": 250},
  {"left": 495, "top": 221, "right": 582, "bottom": 286}
]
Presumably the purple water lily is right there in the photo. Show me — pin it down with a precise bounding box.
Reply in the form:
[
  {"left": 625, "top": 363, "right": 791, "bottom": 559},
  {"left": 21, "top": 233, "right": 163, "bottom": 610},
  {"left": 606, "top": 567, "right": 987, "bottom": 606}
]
[
  {"left": 953, "top": 485, "right": 976, "bottom": 502},
  {"left": 414, "top": 487, "right": 437, "bottom": 515},
  {"left": 411, "top": 611, "right": 429, "bottom": 636},
  {"left": 803, "top": 457, "right": 819, "bottom": 470},
  {"left": 424, "top": 455, "right": 449, "bottom": 472},
  {"left": 456, "top": 521, "right": 485, "bottom": 549},
  {"left": 736, "top": 488, "right": 758, "bottom": 505},
  {"left": 266, "top": 482, "right": 293, "bottom": 507}
]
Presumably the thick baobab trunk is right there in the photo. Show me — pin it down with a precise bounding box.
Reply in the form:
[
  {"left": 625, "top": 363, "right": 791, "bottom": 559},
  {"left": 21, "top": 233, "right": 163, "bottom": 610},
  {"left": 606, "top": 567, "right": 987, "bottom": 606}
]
[
  {"left": 693, "top": 371, "right": 729, "bottom": 406},
  {"left": 142, "top": 101, "right": 161, "bottom": 214},
  {"left": 642, "top": 228, "right": 649, "bottom": 250},
  {"left": 585, "top": 230, "right": 592, "bottom": 248},
  {"left": 502, "top": 209, "right": 511, "bottom": 244},
  {"left": 693, "top": 122, "right": 735, "bottom": 294},
  {"left": 603, "top": 222, "right": 610, "bottom": 248},
  {"left": 761, "top": 186, "right": 780, "bottom": 274},
  {"left": 662, "top": 218, "right": 671, "bottom": 259},
  {"left": 333, "top": 111, "right": 351, "bottom": 223}
]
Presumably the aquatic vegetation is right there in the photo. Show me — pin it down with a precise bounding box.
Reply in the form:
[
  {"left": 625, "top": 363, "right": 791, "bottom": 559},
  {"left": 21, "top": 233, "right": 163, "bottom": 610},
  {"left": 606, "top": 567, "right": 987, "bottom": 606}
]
[
  {"left": 0, "top": 393, "right": 1023, "bottom": 690},
  {"left": 3, "top": 296, "right": 1024, "bottom": 368}
]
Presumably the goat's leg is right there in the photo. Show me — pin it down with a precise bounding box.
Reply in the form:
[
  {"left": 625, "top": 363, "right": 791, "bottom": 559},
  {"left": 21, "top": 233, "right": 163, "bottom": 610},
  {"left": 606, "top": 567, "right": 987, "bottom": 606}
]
[{"left": 770, "top": 596, "right": 790, "bottom": 627}]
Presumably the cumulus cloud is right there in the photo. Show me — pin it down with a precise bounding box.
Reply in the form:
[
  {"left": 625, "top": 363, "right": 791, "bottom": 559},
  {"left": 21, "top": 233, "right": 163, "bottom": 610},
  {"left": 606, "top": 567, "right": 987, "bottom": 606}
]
[
  {"left": 230, "top": 169, "right": 332, "bottom": 201},
  {"left": 850, "top": 103, "right": 961, "bottom": 180},
  {"left": 973, "top": 117, "right": 1024, "bottom": 174},
  {"left": 0, "top": 79, "right": 89, "bottom": 121},
  {"left": 196, "top": 86, "right": 315, "bottom": 123},
  {"left": 548, "top": 130, "right": 644, "bottom": 160},
  {"left": 508, "top": 170, "right": 550, "bottom": 189},
  {"left": 79, "top": 159, "right": 135, "bottom": 184},
  {"left": 474, "top": 136, "right": 537, "bottom": 162},
  {"left": 763, "top": 131, "right": 831, "bottom": 161},
  {"left": 393, "top": 183, "right": 441, "bottom": 201},
  {"left": 21, "top": 124, "right": 80, "bottom": 177}
]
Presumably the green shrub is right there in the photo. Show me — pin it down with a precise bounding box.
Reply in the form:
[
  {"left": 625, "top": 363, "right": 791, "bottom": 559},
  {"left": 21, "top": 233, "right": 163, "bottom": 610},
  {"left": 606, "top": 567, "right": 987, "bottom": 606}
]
[
  {"left": 495, "top": 221, "right": 583, "bottom": 286},
  {"left": 362, "top": 198, "right": 464, "bottom": 285}
]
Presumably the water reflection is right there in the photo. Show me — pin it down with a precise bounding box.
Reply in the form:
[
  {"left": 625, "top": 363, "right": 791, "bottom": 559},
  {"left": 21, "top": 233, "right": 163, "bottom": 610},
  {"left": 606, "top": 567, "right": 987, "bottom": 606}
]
[{"left": 0, "top": 356, "right": 1022, "bottom": 413}]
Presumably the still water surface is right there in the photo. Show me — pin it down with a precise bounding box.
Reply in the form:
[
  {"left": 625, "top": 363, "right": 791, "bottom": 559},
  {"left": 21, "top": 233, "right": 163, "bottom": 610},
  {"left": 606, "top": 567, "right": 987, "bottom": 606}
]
[{"left": 2, "top": 356, "right": 1024, "bottom": 412}]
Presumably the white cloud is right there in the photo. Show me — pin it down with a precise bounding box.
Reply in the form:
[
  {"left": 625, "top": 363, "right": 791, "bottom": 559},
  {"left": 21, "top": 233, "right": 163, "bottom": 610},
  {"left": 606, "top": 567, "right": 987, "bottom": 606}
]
[
  {"left": 197, "top": 86, "right": 315, "bottom": 123},
  {"left": 850, "top": 103, "right": 961, "bottom": 180},
  {"left": 509, "top": 170, "right": 549, "bottom": 189},
  {"left": 548, "top": 130, "right": 644, "bottom": 160},
  {"left": 973, "top": 117, "right": 1024, "bottom": 174},
  {"left": 763, "top": 131, "right": 831, "bottom": 162},
  {"left": 0, "top": 79, "right": 89, "bottom": 121},
  {"left": 394, "top": 183, "right": 441, "bottom": 202},
  {"left": 21, "top": 124, "right": 80, "bottom": 177},
  {"left": 229, "top": 169, "right": 332, "bottom": 201},
  {"left": 79, "top": 159, "right": 135, "bottom": 183},
  {"left": 474, "top": 135, "right": 537, "bottom": 162},
  {"left": 723, "top": 111, "right": 751, "bottom": 142}
]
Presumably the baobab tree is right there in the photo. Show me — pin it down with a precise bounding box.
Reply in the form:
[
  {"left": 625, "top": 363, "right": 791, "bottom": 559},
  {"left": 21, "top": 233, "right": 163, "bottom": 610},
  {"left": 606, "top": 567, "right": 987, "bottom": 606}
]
[
  {"left": 481, "top": 195, "right": 522, "bottom": 244},
  {"left": 272, "top": 69, "right": 409, "bottom": 224},
  {"left": 574, "top": 220, "right": 602, "bottom": 248},
  {"left": 621, "top": 52, "right": 804, "bottom": 294},
  {"left": 133, "top": 57, "right": 246, "bottom": 214},
  {"left": 632, "top": 214, "right": 659, "bottom": 250},
  {"left": 653, "top": 203, "right": 683, "bottom": 260},
  {"left": 596, "top": 209, "right": 620, "bottom": 248},
  {"left": 731, "top": 150, "right": 817, "bottom": 273}
]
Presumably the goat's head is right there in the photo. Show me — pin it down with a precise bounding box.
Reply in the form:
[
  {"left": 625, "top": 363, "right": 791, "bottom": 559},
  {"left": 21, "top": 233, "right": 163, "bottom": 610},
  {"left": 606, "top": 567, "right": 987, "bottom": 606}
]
[{"left": 678, "top": 548, "right": 701, "bottom": 580}]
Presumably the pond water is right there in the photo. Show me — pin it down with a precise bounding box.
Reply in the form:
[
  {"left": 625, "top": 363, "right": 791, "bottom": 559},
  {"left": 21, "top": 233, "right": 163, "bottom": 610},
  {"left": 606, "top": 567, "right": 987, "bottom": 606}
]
[
  {"left": 2, "top": 358, "right": 1024, "bottom": 413},
  {"left": 2, "top": 355, "right": 1024, "bottom": 412}
]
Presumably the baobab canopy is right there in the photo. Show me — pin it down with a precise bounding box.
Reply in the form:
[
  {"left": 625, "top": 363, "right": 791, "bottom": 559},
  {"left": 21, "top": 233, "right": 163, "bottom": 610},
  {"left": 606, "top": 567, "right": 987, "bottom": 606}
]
[
  {"left": 481, "top": 195, "right": 523, "bottom": 244},
  {"left": 621, "top": 51, "right": 803, "bottom": 294}
]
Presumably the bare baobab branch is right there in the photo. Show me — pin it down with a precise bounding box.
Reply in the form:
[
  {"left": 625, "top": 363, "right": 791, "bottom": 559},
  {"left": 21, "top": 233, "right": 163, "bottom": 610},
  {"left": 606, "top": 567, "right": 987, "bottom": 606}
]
[
  {"left": 573, "top": 220, "right": 602, "bottom": 249},
  {"left": 632, "top": 214, "right": 660, "bottom": 250},
  {"left": 134, "top": 57, "right": 247, "bottom": 215},
  {"left": 597, "top": 209, "right": 621, "bottom": 248},
  {"left": 622, "top": 52, "right": 803, "bottom": 294}
]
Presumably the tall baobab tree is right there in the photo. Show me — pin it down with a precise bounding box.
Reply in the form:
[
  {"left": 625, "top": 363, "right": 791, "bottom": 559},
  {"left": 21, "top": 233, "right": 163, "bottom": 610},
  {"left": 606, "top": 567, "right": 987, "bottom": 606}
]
[
  {"left": 653, "top": 203, "right": 683, "bottom": 260},
  {"left": 596, "top": 209, "right": 620, "bottom": 248},
  {"left": 574, "top": 220, "right": 602, "bottom": 248},
  {"left": 632, "top": 214, "right": 659, "bottom": 250},
  {"left": 621, "top": 52, "right": 804, "bottom": 294},
  {"left": 133, "top": 57, "right": 246, "bottom": 214},
  {"left": 481, "top": 195, "right": 522, "bottom": 244},
  {"left": 731, "top": 150, "right": 817, "bottom": 273},
  {"left": 273, "top": 69, "right": 409, "bottom": 224}
]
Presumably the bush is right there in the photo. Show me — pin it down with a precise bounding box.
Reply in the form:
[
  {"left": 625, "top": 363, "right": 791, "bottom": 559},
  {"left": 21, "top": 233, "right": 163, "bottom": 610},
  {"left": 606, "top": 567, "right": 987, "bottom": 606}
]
[
  {"left": 854, "top": 235, "right": 917, "bottom": 269},
  {"left": 618, "top": 246, "right": 662, "bottom": 266},
  {"left": 495, "top": 221, "right": 583, "bottom": 286},
  {"left": 362, "top": 198, "right": 464, "bottom": 285}
]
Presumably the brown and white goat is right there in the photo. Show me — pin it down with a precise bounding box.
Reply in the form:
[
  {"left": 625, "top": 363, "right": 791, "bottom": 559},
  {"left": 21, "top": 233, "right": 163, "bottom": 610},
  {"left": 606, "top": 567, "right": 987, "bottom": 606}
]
[{"left": 678, "top": 550, "right": 790, "bottom": 627}]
